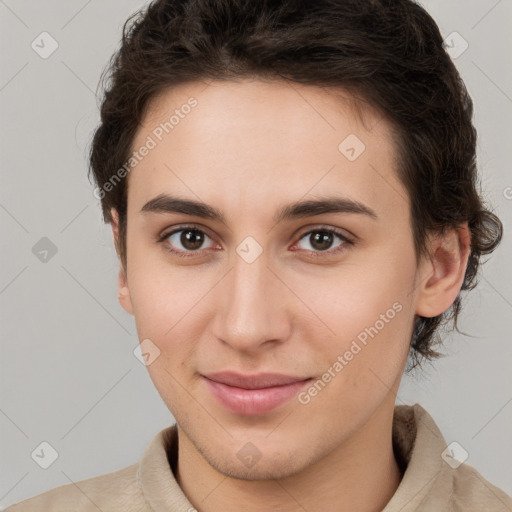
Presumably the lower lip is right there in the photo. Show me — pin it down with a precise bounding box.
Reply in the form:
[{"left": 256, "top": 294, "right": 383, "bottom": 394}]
[{"left": 203, "top": 377, "right": 311, "bottom": 416}]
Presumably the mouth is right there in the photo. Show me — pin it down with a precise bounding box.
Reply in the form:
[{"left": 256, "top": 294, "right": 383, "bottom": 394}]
[{"left": 201, "top": 372, "right": 313, "bottom": 416}]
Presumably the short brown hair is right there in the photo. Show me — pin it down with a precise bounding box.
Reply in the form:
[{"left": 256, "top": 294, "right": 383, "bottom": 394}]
[{"left": 88, "top": 0, "right": 503, "bottom": 368}]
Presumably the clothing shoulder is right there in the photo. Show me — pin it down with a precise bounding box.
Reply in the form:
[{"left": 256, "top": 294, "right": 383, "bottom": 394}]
[
  {"left": 386, "top": 404, "right": 512, "bottom": 512},
  {"left": 4, "top": 462, "right": 146, "bottom": 512},
  {"left": 446, "top": 461, "right": 512, "bottom": 511}
]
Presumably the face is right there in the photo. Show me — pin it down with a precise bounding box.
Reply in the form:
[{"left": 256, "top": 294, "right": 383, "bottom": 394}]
[{"left": 114, "top": 79, "right": 434, "bottom": 480}]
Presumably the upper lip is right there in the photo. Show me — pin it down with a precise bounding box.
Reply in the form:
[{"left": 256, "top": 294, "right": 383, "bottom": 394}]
[{"left": 202, "top": 372, "right": 311, "bottom": 390}]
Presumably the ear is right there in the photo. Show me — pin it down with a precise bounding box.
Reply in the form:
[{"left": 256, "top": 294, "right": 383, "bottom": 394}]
[
  {"left": 415, "top": 222, "right": 471, "bottom": 318},
  {"left": 111, "top": 208, "right": 134, "bottom": 316}
]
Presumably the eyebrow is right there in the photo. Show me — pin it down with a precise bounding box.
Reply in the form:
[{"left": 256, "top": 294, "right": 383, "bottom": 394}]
[{"left": 140, "top": 193, "right": 378, "bottom": 224}]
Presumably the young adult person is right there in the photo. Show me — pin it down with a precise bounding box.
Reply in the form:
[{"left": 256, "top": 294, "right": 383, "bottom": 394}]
[{"left": 7, "top": 0, "right": 510, "bottom": 510}]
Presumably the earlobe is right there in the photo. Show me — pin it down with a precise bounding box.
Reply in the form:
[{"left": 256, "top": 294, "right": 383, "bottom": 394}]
[
  {"left": 110, "top": 208, "right": 134, "bottom": 316},
  {"left": 415, "top": 223, "right": 471, "bottom": 318},
  {"left": 118, "top": 267, "right": 134, "bottom": 315}
]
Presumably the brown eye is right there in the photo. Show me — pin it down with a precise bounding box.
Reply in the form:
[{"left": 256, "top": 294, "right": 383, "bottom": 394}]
[
  {"left": 309, "top": 231, "right": 336, "bottom": 251},
  {"left": 176, "top": 228, "right": 206, "bottom": 251},
  {"left": 161, "top": 226, "right": 216, "bottom": 257},
  {"left": 296, "top": 228, "right": 347, "bottom": 253}
]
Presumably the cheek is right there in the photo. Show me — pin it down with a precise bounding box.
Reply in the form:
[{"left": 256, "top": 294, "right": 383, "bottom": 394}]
[
  {"left": 294, "top": 253, "right": 413, "bottom": 343},
  {"left": 126, "top": 258, "right": 214, "bottom": 382},
  {"left": 294, "top": 281, "right": 413, "bottom": 425},
  {"left": 127, "top": 269, "right": 204, "bottom": 408},
  {"left": 291, "top": 249, "right": 416, "bottom": 389},
  {"left": 126, "top": 246, "right": 202, "bottom": 338}
]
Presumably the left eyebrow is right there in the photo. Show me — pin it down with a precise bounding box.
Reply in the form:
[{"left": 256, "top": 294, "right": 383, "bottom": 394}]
[
  {"left": 273, "top": 196, "right": 378, "bottom": 223},
  {"left": 140, "top": 193, "right": 378, "bottom": 224}
]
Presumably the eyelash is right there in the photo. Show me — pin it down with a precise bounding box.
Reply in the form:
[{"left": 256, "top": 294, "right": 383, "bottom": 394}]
[{"left": 157, "top": 224, "right": 354, "bottom": 260}]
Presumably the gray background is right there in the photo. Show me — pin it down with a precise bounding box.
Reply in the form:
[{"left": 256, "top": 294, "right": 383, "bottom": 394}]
[{"left": 1, "top": 0, "right": 511, "bottom": 508}]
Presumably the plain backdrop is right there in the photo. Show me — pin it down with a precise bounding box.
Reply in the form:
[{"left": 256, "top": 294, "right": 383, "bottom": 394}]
[{"left": 1, "top": 0, "right": 511, "bottom": 508}]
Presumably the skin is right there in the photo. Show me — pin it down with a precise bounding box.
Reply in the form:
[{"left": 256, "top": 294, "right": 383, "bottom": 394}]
[{"left": 110, "top": 78, "right": 471, "bottom": 511}]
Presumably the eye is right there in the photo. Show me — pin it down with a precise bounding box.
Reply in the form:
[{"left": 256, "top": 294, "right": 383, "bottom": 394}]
[
  {"left": 292, "top": 227, "right": 352, "bottom": 257},
  {"left": 158, "top": 225, "right": 218, "bottom": 258}
]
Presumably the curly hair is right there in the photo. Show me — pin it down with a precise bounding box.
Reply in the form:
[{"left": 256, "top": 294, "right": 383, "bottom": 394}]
[{"left": 88, "top": 0, "right": 503, "bottom": 369}]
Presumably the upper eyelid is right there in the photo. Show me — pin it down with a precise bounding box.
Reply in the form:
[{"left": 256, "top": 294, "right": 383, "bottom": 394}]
[{"left": 160, "top": 223, "right": 217, "bottom": 242}]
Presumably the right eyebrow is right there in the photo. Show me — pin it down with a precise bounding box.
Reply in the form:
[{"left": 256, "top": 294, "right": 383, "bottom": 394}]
[{"left": 140, "top": 194, "right": 226, "bottom": 222}]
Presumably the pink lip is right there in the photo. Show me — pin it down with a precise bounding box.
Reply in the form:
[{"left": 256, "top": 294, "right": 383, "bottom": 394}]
[{"left": 202, "top": 372, "right": 312, "bottom": 416}]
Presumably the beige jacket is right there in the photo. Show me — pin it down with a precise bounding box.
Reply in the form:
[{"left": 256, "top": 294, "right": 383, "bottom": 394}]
[{"left": 5, "top": 404, "right": 511, "bottom": 511}]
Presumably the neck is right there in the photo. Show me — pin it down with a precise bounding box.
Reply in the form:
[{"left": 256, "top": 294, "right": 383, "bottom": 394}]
[{"left": 175, "top": 398, "right": 402, "bottom": 512}]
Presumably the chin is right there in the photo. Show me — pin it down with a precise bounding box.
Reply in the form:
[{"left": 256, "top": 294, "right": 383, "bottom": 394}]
[
  {"left": 189, "top": 430, "right": 324, "bottom": 482},
  {"left": 205, "top": 451, "right": 309, "bottom": 481}
]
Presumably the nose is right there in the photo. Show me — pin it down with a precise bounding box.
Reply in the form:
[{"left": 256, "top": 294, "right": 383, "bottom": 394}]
[{"left": 212, "top": 248, "right": 291, "bottom": 354}]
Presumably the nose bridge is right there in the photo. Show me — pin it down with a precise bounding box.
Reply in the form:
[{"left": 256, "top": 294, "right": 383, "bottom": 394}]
[
  {"left": 214, "top": 245, "right": 288, "bottom": 351},
  {"left": 232, "top": 245, "right": 269, "bottom": 304}
]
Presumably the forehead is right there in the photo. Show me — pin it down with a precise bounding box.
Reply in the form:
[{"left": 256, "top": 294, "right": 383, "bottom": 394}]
[{"left": 127, "top": 79, "right": 408, "bottom": 222}]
